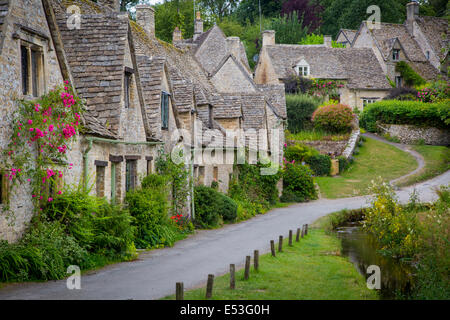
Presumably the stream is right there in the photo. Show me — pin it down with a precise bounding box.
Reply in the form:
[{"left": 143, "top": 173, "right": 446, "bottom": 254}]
[{"left": 335, "top": 222, "right": 416, "bottom": 299}]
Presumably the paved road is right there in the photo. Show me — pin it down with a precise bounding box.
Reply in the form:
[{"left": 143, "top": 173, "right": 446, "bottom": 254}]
[{"left": 0, "top": 169, "right": 448, "bottom": 300}]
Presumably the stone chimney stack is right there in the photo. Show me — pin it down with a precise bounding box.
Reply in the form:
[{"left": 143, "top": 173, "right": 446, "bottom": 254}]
[
  {"left": 194, "top": 11, "right": 203, "bottom": 41},
  {"left": 173, "top": 27, "right": 182, "bottom": 43},
  {"left": 136, "top": 4, "right": 155, "bottom": 37},
  {"left": 406, "top": 1, "right": 419, "bottom": 34},
  {"left": 98, "top": 0, "right": 120, "bottom": 12},
  {"left": 262, "top": 30, "right": 275, "bottom": 46},
  {"left": 227, "top": 37, "right": 241, "bottom": 61},
  {"left": 324, "top": 35, "right": 332, "bottom": 48}
]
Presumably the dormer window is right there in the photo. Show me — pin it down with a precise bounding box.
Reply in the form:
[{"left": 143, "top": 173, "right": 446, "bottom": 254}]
[
  {"left": 294, "top": 59, "right": 310, "bottom": 77},
  {"left": 392, "top": 49, "right": 400, "bottom": 61},
  {"left": 161, "top": 91, "right": 170, "bottom": 130},
  {"left": 21, "top": 44, "right": 44, "bottom": 97},
  {"left": 426, "top": 51, "right": 430, "bottom": 60}
]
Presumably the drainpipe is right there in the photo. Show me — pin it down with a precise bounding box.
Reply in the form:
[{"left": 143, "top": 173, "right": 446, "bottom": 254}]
[
  {"left": 82, "top": 136, "right": 164, "bottom": 192},
  {"left": 190, "top": 146, "right": 195, "bottom": 220}
]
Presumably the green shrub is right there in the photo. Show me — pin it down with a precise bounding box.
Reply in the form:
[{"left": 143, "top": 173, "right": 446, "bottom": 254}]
[
  {"left": 125, "top": 183, "right": 172, "bottom": 249},
  {"left": 284, "top": 143, "right": 319, "bottom": 163},
  {"left": 395, "top": 61, "right": 426, "bottom": 87},
  {"left": 305, "top": 154, "right": 331, "bottom": 176},
  {"left": 286, "top": 94, "right": 322, "bottom": 133},
  {"left": 312, "top": 104, "right": 354, "bottom": 133},
  {"left": 194, "top": 186, "right": 237, "bottom": 228},
  {"left": 0, "top": 220, "right": 89, "bottom": 282},
  {"left": 337, "top": 156, "right": 350, "bottom": 173},
  {"left": 281, "top": 164, "right": 317, "bottom": 202},
  {"left": 360, "top": 100, "right": 450, "bottom": 132}
]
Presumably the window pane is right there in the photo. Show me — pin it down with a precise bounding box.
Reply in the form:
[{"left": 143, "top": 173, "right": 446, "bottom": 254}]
[
  {"left": 31, "top": 50, "right": 38, "bottom": 97},
  {"left": 21, "top": 46, "right": 29, "bottom": 95},
  {"left": 124, "top": 72, "right": 131, "bottom": 108},
  {"left": 161, "top": 92, "right": 169, "bottom": 129}
]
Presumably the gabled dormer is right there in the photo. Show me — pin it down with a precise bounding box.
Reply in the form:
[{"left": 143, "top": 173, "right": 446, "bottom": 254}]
[{"left": 294, "top": 58, "right": 310, "bottom": 77}]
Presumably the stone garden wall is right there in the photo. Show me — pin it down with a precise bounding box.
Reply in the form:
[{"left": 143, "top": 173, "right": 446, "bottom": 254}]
[{"left": 378, "top": 123, "right": 450, "bottom": 146}]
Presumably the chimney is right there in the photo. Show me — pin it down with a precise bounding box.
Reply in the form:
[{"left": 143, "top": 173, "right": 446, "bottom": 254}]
[
  {"left": 406, "top": 1, "right": 419, "bottom": 34},
  {"left": 194, "top": 11, "right": 203, "bottom": 41},
  {"left": 262, "top": 30, "right": 275, "bottom": 46},
  {"left": 98, "top": 0, "right": 120, "bottom": 12},
  {"left": 136, "top": 4, "right": 155, "bottom": 37},
  {"left": 173, "top": 27, "right": 182, "bottom": 43},
  {"left": 227, "top": 37, "right": 241, "bottom": 61},
  {"left": 324, "top": 35, "right": 332, "bottom": 48}
]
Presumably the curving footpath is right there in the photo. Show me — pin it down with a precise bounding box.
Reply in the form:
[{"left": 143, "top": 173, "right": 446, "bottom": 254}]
[{"left": 0, "top": 167, "right": 448, "bottom": 300}]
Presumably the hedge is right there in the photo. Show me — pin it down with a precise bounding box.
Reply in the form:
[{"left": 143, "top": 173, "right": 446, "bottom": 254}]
[
  {"left": 360, "top": 100, "right": 450, "bottom": 132},
  {"left": 194, "top": 186, "right": 237, "bottom": 228},
  {"left": 305, "top": 154, "right": 331, "bottom": 176},
  {"left": 286, "top": 94, "right": 322, "bottom": 132}
]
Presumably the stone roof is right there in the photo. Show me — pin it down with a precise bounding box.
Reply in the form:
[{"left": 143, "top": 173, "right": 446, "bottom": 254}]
[
  {"left": 256, "top": 84, "right": 287, "bottom": 118},
  {"left": 415, "top": 16, "right": 448, "bottom": 61},
  {"left": 214, "top": 94, "right": 242, "bottom": 119},
  {"left": 367, "top": 22, "right": 427, "bottom": 62},
  {"left": 241, "top": 94, "right": 266, "bottom": 130},
  {"left": 265, "top": 45, "right": 390, "bottom": 90},
  {"left": 52, "top": 1, "right": 128, "bottom": 137},
  {"left": 136, "top": 55, "right": 166, "bottom": 141},
  {"left": 337, "top": 29, "right": 357, "bottom": 43}
]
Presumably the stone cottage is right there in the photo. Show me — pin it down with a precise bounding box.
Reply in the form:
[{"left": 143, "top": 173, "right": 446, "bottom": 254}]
[
  {"left": 0, "top": 0, "right": 287, "bottom": 242},
  {"left": 351, "top": 1, "right": 448, "bottom": 85},
  {"left": 254, "top": 31, "right": 391, "bottom": 110}
]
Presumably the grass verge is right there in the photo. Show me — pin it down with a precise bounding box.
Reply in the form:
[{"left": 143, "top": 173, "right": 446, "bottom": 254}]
[
  {"left": 316, "top": 137, "right": 417, "bottom": 198},
  {"left": 395, "top": 145, "right": 450, "bottom": 187},
  {"left": 163, "top": 229, "right": 378, "bottom": 300},
  {"left": 286, "top": 129, "right": 349, "bottom": 142}
]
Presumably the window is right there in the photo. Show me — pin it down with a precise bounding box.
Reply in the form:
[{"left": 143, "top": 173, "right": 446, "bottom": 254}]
[
  {"left": 392, "top": 49, "right": 400, "bottom": 61},
  {"left": 208, "top": 105, "right": 213, "bottom": 129},
  {"left": 125, "top": 160, "right": 137, "bottom": 192},
  {"left": 362, "top": 98, "right": 378, "bottom": 107},
  {"left": 95, "top": 161, "right": 108, "bottom": 198},
  {"left": 295, "top": 65, "right": 309, "bottom": 77},
  {"left": 161, "top": 91, "right": 170, "bottom": 129},
  {"left": 124, "top": 71, "right": 132, "bottom": 108},
  {"left": 426, "top": 51, "right": 430, "bottom": 60},
  {"left": 21, "top": 45, "right": 43, "bottom": 97},
  {"left": 198, "top": 166, "right": 205, "bottom": 185},
  {"left": 0, "top": 172, "right": 7, "bottom": 205},
  {"left": 395, "top": 76, "right": 402, "bottom": 87},
  {"left": 213, "top": 166, "right": 218, "bottom": 181}
]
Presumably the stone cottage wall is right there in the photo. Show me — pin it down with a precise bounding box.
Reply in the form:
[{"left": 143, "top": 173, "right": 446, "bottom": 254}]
[{"left": 0, "top": 0, "right": 65, "bottom": 242}]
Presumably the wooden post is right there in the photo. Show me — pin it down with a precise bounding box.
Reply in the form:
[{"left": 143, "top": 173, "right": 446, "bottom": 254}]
[
  {"left": 270, "top": 240, "right": 276, "bottom": 257},
  {"left": 254, "top": 250, "right": 259, "bottom": 271},
  {"left": 278, "top": 235, "right": 283, "bottom": 252},
  {"left": 244, "top": 256, "right": 251, "bottom": 280},
  {"left": 176, "top": 282, "right": 184, "bottom": 300},
  {"left": 230, "top": 264, "right": 235, "bottom": 290},
  {"left": 301, "top": 225, "right": 305, "bottom": 238},
  {"left": 289, "top": 230, "right": 293, "bottom": 246},
  {"left": 206, "top": 274, "right": 214, "bottom": 299},
  {"left": 305, "top": 224, "right": 309, "bottom": 235},
  {"left": 296, "top": 228, "right": 300, "bottom": 242}
]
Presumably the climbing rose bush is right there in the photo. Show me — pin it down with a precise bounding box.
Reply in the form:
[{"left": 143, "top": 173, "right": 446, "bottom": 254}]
[
  {"left": 3, "top": 82, "right": 84, "bottom": 209},
  {"left": 312, "top": 103, "right": 354, "bottom": 133}
]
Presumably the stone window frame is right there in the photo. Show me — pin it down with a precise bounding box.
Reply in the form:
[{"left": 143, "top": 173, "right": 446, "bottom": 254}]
[
  {"left": 146, "top": 156, "right": 153, "bottom": 175},
  {"left": 395, "top": 76, "right": 402, "bottom": 88},
  {"left": 161, "top": 91, "right": 170, "bottom": 130},
  {"left": 425, "top": 50, "right": 430, "bottom": 60},
  {"left": 125, "top": 156, "right": 140, "bottom": 193},
  {"left": 14, "top": 24, "right": 49, "bottom": 98}
]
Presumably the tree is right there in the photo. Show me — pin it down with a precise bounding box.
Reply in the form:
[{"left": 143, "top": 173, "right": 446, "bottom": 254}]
[
  {"left": 198, "top": 0, "right": 239, "bottom": 21},
  {"left": 281, "top": 0, "right": 323, "bottom": 32},
  {"left": 235, "top": 0, "right": 284, "bottom": 24},
  {"left": 269, "top": 13, "right": 309, "bottom": 44},
  {"left": 320, "top": 0, "right": 404, "bottom": 37}
]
